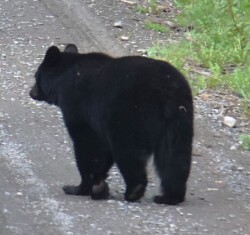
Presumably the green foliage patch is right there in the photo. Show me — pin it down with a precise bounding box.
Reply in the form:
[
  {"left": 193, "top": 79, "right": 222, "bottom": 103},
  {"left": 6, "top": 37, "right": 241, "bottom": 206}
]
[
  {"left": 136, "top": 0, "right": 158, "bottom": 14},
  {"left": 240, "top": 134, "right": 250, "bottom": 150},
  {"left": 144, "top": 21, "right": 169, "bottom": 33},
  {"left": 148, "top": 0, "right": 250, "bottom": 101}
]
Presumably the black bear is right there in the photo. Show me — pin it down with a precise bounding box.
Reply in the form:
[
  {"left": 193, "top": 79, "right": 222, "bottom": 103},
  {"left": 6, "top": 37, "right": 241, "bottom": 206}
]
[{"left": 30, "top": 44, "right": 193, "bottom": 205}]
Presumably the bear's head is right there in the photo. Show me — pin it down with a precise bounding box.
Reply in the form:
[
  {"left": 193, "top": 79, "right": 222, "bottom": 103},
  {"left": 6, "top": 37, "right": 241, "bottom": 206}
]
[{"left": 29, "top": 44, "right": 79, "bottom": 103}]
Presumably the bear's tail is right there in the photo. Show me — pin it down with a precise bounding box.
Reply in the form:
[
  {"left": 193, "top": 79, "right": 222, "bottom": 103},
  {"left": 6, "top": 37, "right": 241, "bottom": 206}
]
[{"left": 153, "top": 109, "right": 193, "bottom": 205}]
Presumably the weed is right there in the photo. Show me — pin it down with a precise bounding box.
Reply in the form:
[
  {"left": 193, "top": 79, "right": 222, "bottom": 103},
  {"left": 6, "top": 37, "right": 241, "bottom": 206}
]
[
  {"left": 240, "top": 134, "right": 250, "bottom": 150},
  {"left": 241, "top": 100, "right": 250, "bottom": 116},
  {"left": 136, "top": 5, "right": 149, "bottom": 14},
  {"left": 136, "top": 0, "right": 159, "bottom": 15},
  {"left": 144, "top": 22, "right": 168, "bottom": 33},
  {"left": 224, "top": 66, "right": 250, "bottom": 99},
  {"left": 148, "top": 41, "right": 189, "bottom": 70}
]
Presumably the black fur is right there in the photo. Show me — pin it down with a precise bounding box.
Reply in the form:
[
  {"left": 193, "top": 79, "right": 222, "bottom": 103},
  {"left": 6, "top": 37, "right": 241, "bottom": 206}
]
[{"left": 30, "top": 44, "right": 193, "bottom": 205}]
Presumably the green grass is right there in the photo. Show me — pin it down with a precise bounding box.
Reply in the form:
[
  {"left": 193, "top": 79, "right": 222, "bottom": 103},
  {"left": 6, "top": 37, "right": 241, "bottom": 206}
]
[
  {"left": 144, "top": 22, "right": 169, "bottom": 33},
  {"left": 240, "top": 134, "right": 250, "bottom": 150},
  {"left": 147, "top": 41, "right": 209, "bottom": 95},
  {"left": 136, "top": 0, "right": 158, "bottom": 14},
  {"left": 147, "top": 0, "right": 250, "bottom": 101}
]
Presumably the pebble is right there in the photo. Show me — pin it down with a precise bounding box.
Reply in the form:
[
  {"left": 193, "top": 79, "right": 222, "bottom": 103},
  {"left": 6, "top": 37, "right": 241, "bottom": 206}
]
[
  {"left": 120, "top": 35, "right": 129, "bottom": 41},
  {"left": 237, "top": 167, "right": 244, "bottom": 171},
  {"left": 113, "top": 21, "right": 123, "bottom": 28},
  {"left": 223, "top": 116, "right": 236, "bottom": 128},
  {"left": 207, "top": 188, "right": 219, "bottom": 191},
  {"left": 231, "top": 165, "right": 244, "bottom": 171},
  {"left": 230, "top": 145, "right": 237, "bottom": 150},
  {"left": 3, "top": 209, "right": 9, "bottom": 213},
  {"left": 192, "top": 150, "right": 202, "bottom": 156},
  {"left": 136, "top": 49, "right": 147, "bottom": 54}
]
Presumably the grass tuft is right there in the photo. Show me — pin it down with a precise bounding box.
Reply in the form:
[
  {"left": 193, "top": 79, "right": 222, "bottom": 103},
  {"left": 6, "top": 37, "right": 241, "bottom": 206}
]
[
  {"left": 144, "top": 21, "right": 169, "bottom": 33},
  {"left": 136, "top": 0, "right": 159, "bottom": 15},
  {"left": 240, "top": 134, "right": 250, "bottom": 150}
]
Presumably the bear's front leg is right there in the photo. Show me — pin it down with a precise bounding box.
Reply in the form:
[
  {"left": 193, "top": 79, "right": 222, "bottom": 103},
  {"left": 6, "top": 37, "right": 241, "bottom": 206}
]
[
  {"left": 90, "top": 180, "right": 110, "bottom": 200},
  {"left": 65, "top": 124, "right": 113, "bottom": 199},
  {"left": 63, "top": 181, "right": 92, "bottom": 196}
]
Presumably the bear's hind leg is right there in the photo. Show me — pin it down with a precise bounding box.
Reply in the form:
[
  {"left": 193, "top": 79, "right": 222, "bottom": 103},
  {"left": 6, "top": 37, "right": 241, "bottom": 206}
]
[
  {"left": 90, "top": 155, "right": 114, "bottom": 200},
  {"left": 115, "top": 150, "right": 149, "bottom": 202},
  {"left": 63, "top": 181, "right": 91, "bottom": 196},
  {"left": 154, "top": 120, "right": 192, "bottom": 205}
]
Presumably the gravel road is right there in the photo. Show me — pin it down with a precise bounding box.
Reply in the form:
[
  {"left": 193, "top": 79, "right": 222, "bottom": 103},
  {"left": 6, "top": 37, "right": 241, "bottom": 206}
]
[{"left": 0, "top": 0, "right": 249, "bottom": 234}]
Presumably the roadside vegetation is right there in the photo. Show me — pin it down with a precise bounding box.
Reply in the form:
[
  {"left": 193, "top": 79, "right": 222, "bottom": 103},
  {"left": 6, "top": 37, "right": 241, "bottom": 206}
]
[
  {"left": 136, "top": 0, "right": 159, "bottom": 14},
  {"left": 137, "top": 0, "right": 250, "bottom": 150},
  {"left": 240, "top": 134, "right": 250, "bottom": 150},
  {"left": 144, "top": 21, "right": 169, "bottom": 33},
  {"left": 145, "top": 0, "right": 250, "bottom": 103}
]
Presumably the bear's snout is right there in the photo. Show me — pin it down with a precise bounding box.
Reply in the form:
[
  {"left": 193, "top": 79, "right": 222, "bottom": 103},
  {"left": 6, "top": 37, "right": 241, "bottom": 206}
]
[{"left": 29, "top": 83, "right": 43, "bottom": 101}]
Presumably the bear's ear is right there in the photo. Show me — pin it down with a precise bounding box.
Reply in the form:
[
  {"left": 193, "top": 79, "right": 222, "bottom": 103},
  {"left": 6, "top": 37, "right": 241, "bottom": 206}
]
[
  {"left": 64, "top": 44, "right": 78, "bottom": 53},
  {"left": 43, "top": 46, "right": 60, "bottom": 66}
]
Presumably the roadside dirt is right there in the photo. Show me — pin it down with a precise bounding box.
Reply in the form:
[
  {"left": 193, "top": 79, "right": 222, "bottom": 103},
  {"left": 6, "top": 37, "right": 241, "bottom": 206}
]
[{"left": 0, "top": 0, "right": 249, "bottom": 234}]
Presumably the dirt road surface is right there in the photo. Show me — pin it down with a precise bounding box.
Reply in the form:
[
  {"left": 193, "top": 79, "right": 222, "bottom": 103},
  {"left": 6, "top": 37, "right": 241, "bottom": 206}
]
[{"left": 0, "top": 0, "right": 249, "bottom": 234}]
